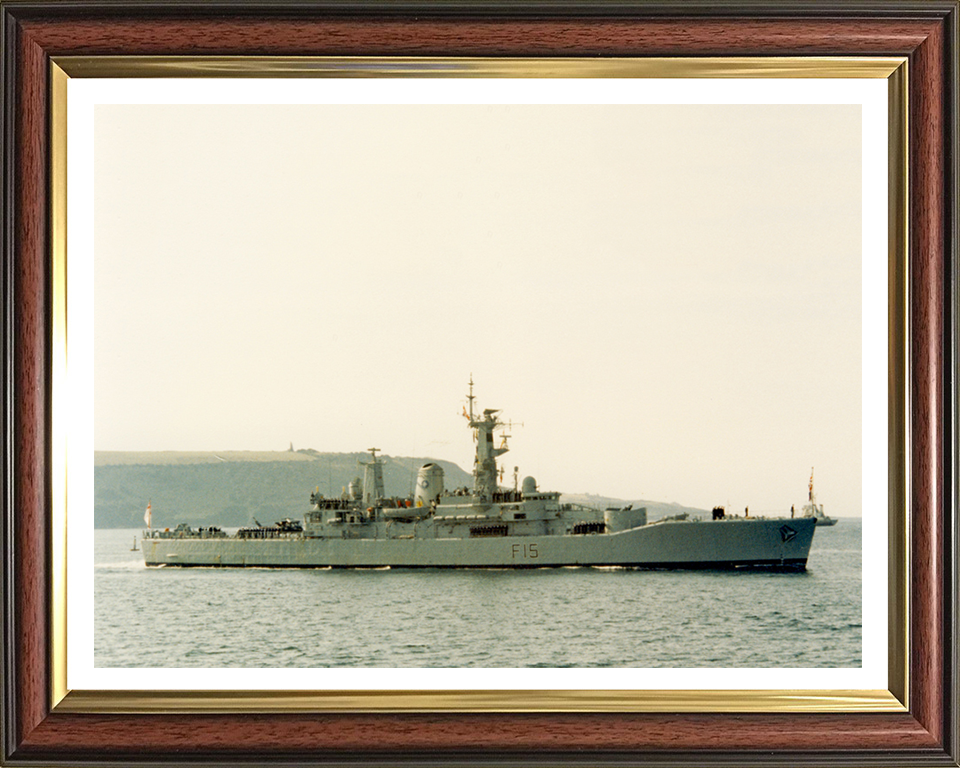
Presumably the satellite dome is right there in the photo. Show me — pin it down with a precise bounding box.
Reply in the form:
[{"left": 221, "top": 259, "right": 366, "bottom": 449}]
[{"left": 521, "top": 476, "right": 538, "bottom": 495}]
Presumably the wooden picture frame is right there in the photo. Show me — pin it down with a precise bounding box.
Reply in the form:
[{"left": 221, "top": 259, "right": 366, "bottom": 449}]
[{"left": 2, "top": 2, "right": 957, "bottom": 765}]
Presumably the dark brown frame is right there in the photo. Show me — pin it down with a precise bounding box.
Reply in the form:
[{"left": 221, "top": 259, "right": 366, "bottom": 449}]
[{"left": 2, "top": 2, "right": 957, "bottom": 765}]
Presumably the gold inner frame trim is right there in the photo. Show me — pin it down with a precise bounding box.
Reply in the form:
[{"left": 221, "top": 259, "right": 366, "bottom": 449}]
[
  {"left": 50, "top": 61, "right": 69, "bottom": 709},
  {"left": 886, "top": 62, "right": 910, "bottom": 710},
  {"left": 55, "top": 688, "right": 904, "bottom": 714},
  {"left": 54, "top": 55, "right": 904, "bottom": 79},
  {"left": 49, "top": 55, "right": 909, "bottom": 715}
]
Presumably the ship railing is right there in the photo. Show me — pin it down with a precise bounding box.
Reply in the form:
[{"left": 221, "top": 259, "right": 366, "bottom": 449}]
[
  {"left": 142, "top": 527, "right": 228, "bottom": 539},
  {"left": 236, "top": 527, "right": 305, "bottom": 540},
  {"left": 560, "top": 502, "right": 602, "bottom": 513},
  {"left": 571, "top": 521, "right": 607, "bottom": 535},
  {"left": 435, "top": 502, "right": 494, "bottom": 512},
  {"left": 469, "top": 523, "right": 509, "bottom": 538},
  {"left": 311, "top": 497, "right": 354, "bottom": 510}
]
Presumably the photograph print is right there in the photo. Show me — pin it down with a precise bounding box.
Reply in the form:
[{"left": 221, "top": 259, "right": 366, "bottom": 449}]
[{"left": 90, "top": 88, "right": 868, "bottom": 672}]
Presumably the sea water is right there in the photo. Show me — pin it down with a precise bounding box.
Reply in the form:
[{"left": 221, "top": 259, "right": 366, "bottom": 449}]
[{"left": 94, "top": 521, "right": 862, "bottom": 668}]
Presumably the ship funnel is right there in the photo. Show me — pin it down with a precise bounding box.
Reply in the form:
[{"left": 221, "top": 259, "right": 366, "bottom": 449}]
[
  {"left": 348, "top": 477, "right": 362, "bottom": 501},
  {"left": 361, "top": 449, "right": 385, "bottom": 505},
  {"left": 414, "top": 463, "right": 444, "bottom": 506}
]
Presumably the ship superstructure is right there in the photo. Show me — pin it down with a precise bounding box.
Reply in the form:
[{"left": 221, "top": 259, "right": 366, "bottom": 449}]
[{"left": 142, "top": 380, "right": 816, "bottom": 570}]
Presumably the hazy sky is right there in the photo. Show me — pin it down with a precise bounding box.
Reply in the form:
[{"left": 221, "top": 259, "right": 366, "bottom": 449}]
[{"left": 94, "top": 103, "right": 862, "bottom": 516}]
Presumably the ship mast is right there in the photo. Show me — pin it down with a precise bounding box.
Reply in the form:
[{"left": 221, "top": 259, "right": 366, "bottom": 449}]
[
  {"left": 804, "top": 466, "right": 821, "bottom": 517},
  {"left": 466, "top": 378, "right": 509, "bottom": 501},
  {"left": 466, "top": 375, "right": 476, "bottom": 422}
]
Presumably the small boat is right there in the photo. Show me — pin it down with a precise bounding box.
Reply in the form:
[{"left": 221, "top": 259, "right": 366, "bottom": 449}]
[
  {"left": 800, "top": 468, "right": 838, "bottom": 526},
  {"left": 130, "top": 535, "right": 139, "bottom": 551}
]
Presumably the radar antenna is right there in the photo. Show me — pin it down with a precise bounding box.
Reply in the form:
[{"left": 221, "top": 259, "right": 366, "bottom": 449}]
[{"left": 466, "top": 374, "right": 476, "bottom": 422}]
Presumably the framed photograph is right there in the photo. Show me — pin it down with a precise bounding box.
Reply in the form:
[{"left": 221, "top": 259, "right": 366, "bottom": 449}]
[{"left": 2, "top": 2, "right": 957, "bottom": 766}]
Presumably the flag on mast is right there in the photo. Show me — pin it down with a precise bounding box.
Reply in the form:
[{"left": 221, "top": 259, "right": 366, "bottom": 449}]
[
  {"left": 808, "top": 468, "right": 814, "bottom": 501},
  {"left": 144, "top": 501, "right": 152, "bottom": 529}
]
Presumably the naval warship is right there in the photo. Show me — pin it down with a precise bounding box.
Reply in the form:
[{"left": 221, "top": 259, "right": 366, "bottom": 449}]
[
  {"left": 798, "top": 468, "right": 838, "bottom": 526},
  {"left": 142, "top": 381, "right": 817, "bottom": 570}
]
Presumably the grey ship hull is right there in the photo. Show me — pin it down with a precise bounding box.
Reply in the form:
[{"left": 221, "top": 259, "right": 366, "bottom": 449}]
[{"left": 143, "top": 517, "right": 815, "bottom": 570}]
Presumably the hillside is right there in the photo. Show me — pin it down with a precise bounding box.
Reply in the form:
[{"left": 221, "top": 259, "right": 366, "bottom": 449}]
[
  {"left": 94, "top": 450, "right": 473, "bottom": 529},
  {"left": 559, "top": 493, "right": 708, "bottom": 522},
  {"left": 95, "top": 450, "right": 710, "bottom": 529}
]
